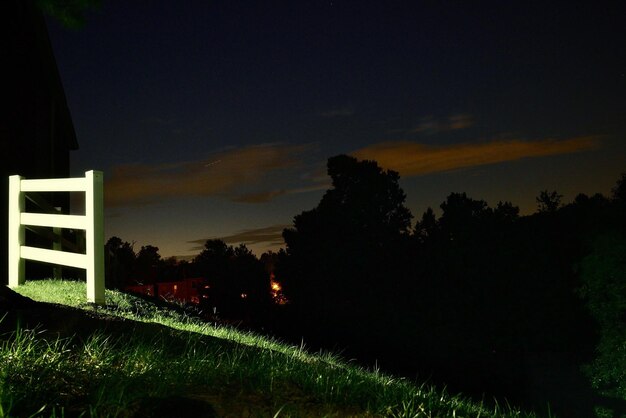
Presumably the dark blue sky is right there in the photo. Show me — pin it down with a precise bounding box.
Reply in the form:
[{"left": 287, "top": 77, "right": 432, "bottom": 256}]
[{"left": 47, "top": 1, "right": 626, "bottom": 257}]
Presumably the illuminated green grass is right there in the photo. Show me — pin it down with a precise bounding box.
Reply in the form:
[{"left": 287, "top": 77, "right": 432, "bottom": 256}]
[{"left": 1, "top": 279, "right": 544, "bottom": 417}]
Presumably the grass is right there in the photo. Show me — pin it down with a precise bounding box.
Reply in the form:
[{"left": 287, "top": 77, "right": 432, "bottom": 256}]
[{"left": 1, "top": 279, "right": 546, "bottom": 417}]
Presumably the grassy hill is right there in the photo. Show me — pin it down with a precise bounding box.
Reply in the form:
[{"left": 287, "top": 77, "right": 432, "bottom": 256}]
[{"left": 1, "top": 280, "right": 543, "bottom": 417}]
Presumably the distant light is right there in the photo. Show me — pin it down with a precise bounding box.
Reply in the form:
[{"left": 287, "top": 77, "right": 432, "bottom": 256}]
[
  {"left": 240, "top": 293, "right": 248, "bottom": 299},
  {"left": 270, "top": 279, "right": 288, "bottom": 305}
]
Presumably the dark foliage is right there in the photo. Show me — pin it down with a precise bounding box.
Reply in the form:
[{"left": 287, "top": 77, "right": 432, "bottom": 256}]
[
  {"left": 274, "top": 159, "right": 626, "bottom": 417},
  {"left": 193, "top": 240, "right": 271, "bottom": 320},
  {"left": 536, "top": 190, "right": 563, "bottom": 213},
  {"left": 578, "top": 233, "right": 626, "bottom": 404},
  {"left": 104, "top": 236, "right": 135, "bottom": 289}
]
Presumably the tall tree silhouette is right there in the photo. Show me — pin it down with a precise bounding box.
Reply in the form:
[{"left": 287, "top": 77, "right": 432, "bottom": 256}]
[
  {"left": 194, "top": 239, "right": 234, "bottom": 279},
  {"left": 283, "top": 155, "right": 412, "bottom": 304},
  {"left": 281, "top": 155, "right": 413, "bottom": 343},
  {"left": 134, "top": 245, "right": 162, "bottom": 282}
]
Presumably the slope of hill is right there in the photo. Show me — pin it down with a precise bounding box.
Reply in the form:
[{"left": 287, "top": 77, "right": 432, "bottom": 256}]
[{"left": 1, "top": 280, "right": 541, "bottom": 417}]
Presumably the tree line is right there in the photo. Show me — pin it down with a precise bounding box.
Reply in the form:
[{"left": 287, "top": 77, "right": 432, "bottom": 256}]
[
  {"left": 104, "top": 236, "right": 276, "bottom": 323},
  {"left": 273, "top": 155, "right": 626, "bottom": 417},
  {"left": 106, "top": 154, "right": 626, "bottom": 417}
]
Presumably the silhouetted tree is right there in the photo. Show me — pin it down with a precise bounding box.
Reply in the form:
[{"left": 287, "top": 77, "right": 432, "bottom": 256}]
[
  {"left": 438, "top": 192, "right": 492, "bottom": 243},
  {"left": 134, "top": 245, "right": 162, "bottom": 282},
  {"left": 194, "top": 239, "right": 234, "bottom": 279},
  {"left": 280, "top": 155, "right": 413, "bottom": 350},
  {"left": 193, "top": 240, "right": 233, "bottom": 311},
  {"left": 283, "top": 155, "right": 412, "bottom": 309},
  {"left": 414, "top": 207, "right": 438, "bottom": 243},
  {"left": 536, "top": 190, "right": 563, "bottom": 213},
  {"left": 193, "top": 240, "right": 270, "bottom": 319},
  {"left": 231, "top": 244, "right": 271, "bottom": 317},
  {"left": 104, "top": 236, "right": 135, "bottom": 289},
  {"left": 493, "top": 200, "right": 520, "bottom": 223},
  {"left": 260, "top": 251, "right": 279, "bottom": 276},
  {"left": 612, "top": 172, "right": 626, "bottom": 203}
]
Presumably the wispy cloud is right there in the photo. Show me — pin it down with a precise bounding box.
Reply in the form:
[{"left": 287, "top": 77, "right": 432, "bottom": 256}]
[
  {"left": 351, "top": 136, "right": 601, "bottom": 176},
  {"left": 407, "top": 114, "right": 474, "bottom": 135},
  {"left": 187, "top": 224, "right": 289, "bottom": 250},
  {"left": 105, "top": 144, "right": 310, "bottom": 207}
]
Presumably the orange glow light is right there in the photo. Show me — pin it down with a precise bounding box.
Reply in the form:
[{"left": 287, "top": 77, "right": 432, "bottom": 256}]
[{"left": 270, "top": 279, "right": 288, "bottom": 305}]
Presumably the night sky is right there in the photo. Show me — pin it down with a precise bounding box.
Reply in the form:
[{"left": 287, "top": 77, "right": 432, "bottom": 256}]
[{"left": 46, "top": 1, "right": 626, "bottom": 258}]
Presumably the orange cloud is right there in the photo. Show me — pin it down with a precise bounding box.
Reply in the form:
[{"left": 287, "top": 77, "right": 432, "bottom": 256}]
[
  {"left": 105, "top": 144, "right": 310, "bottom": 207},
  {"left": 187, "top": 224, "right": 289, "bottom": 250},
  {"left": 351, "top": 136, "right": 601, "bottom": 176},
  {"left": 231, "top": 190, "right": 288, "bottom": 203}
]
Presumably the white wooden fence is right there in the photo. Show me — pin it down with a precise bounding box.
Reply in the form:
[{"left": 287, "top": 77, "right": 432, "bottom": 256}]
[{"left": 8, "top": 170, "right": 105, "bottom": 304}]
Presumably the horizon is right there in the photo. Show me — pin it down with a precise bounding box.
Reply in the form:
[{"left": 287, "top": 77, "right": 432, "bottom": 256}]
[
  {"left": 108, "top": 168, "right": 623, "bottom": 260},
  {"left": 45, "top": 1, "right": 625, "bottom": 259}
]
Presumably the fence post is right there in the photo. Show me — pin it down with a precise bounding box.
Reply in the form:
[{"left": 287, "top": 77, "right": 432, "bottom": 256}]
[
  {"left": 53, "top": 207, "right": 62, "bottom": 280},
  {"left": 8, "top": 175, "right": 25, "bottom": 287},
  {"left": 85, "top": 170, "right": 105, "bottom": 304}
]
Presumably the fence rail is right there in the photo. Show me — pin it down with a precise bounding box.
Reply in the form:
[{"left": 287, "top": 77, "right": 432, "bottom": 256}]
[{"left": 8, "top": 170, "right": 105, "bottom": 304}]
